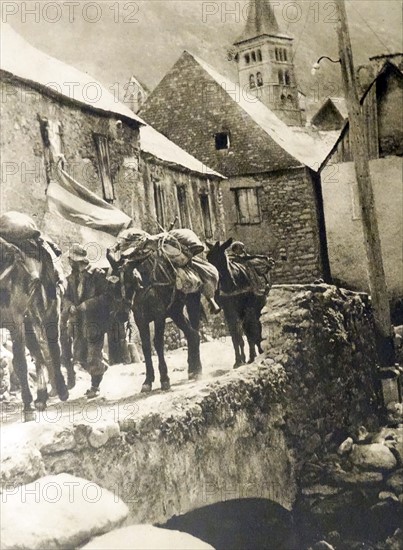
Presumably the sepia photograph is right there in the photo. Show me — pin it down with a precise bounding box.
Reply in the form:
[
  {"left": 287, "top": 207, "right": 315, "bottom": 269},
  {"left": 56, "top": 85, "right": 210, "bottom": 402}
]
[{"left": 0, "top": 1, "right": 402, "bottom": 548}]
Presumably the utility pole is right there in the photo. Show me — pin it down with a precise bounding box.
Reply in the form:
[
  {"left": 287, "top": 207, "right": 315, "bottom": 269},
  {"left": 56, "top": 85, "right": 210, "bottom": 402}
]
[{"left": 335, "top": 0, "right": 395, "bottom": 366}]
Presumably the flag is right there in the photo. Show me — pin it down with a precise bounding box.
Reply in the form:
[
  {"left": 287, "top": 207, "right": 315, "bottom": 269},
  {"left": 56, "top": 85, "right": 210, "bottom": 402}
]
[{"left": 46, "top": 166, "right": 132, "bottom": 237}]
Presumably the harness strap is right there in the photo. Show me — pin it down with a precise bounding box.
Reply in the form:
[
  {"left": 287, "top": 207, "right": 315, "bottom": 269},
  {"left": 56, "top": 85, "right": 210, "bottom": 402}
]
[{"left": 0, "top": 263, "right": 16, "bottom": 282}]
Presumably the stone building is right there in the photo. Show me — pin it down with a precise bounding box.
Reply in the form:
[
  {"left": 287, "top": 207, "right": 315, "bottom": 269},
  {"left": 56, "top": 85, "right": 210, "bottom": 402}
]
[
  {"left": 139, "top": 125, "right": 225, "bottom": 240},
  {"left": 320, "top": 59, "right": 403, "bottom": 301},
  {"left": 1, "top": 24, "right": 225, "bottom": 264},
  {"left": 140, "top": 51, "right": 338, "bottom": 283},
  {"left": 310, "top": 97, "right": 348, "bottom": 131}
]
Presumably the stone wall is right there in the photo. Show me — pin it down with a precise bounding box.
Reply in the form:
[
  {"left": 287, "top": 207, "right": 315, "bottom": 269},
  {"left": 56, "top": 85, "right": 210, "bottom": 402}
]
[
  {"left": 0, "top": 284, "right": 382, "bottom": 530},
  {"left": 140, "top": 52, "right": 302, "bottom": 178},
  {"left": 262, "top": 285, "right": 382, "bottom": 471},
  {"left": 0, "top": 76, "right": 224, "bottom": 270},
  {"left": 139, "top": 154, "right": 225, "bottom": 240},
  {"left": 0, "top": 76, "right": 141, "bottom": 266},
  {"left": 222, "top": 168, "right": 326, "bottom": 283}
]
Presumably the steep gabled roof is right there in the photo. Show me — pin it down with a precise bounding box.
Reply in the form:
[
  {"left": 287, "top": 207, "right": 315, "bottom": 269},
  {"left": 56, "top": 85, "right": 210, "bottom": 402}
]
[
  {"left": 320, "top": 60, "right": 403, "bottom": 169},
  {"left": 234, "top": 0, "right": 289, "bottom": 45},
  {"left": 188, "top": 52, "right": 340, "bottom": 171},
  {"left": 140, "top": 125, "right": 224, "bottom": 178},
  {"left": 310, "top": 97, "right": 348, "bottom": 128},
  {"left": 0, "top": 23, "right": 143, "bottom": 125}
]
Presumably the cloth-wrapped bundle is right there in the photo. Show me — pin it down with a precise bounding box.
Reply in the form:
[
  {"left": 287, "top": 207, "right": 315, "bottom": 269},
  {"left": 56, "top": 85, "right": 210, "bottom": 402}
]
[{"left": 0, "top": 212, "right": 40, "bottom": 243}]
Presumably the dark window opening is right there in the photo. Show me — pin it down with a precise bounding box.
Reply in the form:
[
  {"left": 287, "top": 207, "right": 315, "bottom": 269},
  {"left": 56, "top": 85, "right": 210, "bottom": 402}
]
[
  {"left": 215, "top": 132, "right": 230, "bottom": 150},
  {"left": 154, "top": 182, "right": 166, "bottom": 229},
  {"left": 284, "top": 48, "right": 288, "bottom": 61},
  {"left": 244, "top": 53, "right": 250, "bottom": 64},
  {"left": 257, "top": 49, "right": 262, "bottom": 62},
  {"left": 233, "top": 188, "right": 261, "bottom": 225},
  {"left": 251, "top": 51, "right": 256, "bottom": 62},
  {"left": 176, "top": 185, "right": 190, "bottom": 228},
  {"left": 257, "top": 72, "right": 263, "bottom": 87},
  {"left": 94, "top": 134, "right": 114, "bottom": 202},
  {"left": 249, "top": 74, "right": 256, "bottom": 89},
  {"left": 200, "top": 194, "right": 213, "bottom": 239},
  {"left": 278, "top": 69, "right": 283, "bottom": 84},
  {"left": 285, "top": 70, "right": 291, "bottom": 85}
]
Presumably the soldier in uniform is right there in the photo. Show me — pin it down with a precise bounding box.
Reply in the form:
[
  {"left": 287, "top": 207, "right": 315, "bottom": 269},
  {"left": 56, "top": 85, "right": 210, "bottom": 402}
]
[
  {"left": 62, "top": 244, "right": 110, "bottom": 398},
  {"left": 227, "top": 241, "right": 275, "bottom": 296}
]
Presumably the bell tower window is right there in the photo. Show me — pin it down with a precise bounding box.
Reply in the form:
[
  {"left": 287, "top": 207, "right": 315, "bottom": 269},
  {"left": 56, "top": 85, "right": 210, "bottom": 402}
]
[
  {"left": 257, "top": 72, "right": 263, "bottom": 87},
  {"left": 249, "top": 74, "right": 256, "bottom": 88},
  {"left": 244, "top": 53, "right": 250, "bottom": 65},
  {"left": 251, "top": 51, "right": 256, "bottom": 62},
  {"left": 257, "top": 49, "right": 262, "bottom": 62}
]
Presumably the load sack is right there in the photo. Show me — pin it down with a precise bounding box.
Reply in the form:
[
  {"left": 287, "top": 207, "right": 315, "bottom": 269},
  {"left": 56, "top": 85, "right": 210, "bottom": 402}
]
[{"left": 0, "top": 212, "right": 40, "bottom": 243}]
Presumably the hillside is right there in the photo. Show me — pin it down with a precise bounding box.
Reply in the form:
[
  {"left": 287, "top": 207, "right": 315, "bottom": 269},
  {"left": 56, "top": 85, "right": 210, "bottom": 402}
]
[{"left": 5, "top": 0, "right": 402, "bottom": 112}]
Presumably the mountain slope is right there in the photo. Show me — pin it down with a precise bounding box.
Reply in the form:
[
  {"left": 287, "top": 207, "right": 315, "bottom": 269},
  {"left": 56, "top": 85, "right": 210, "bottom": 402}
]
[{"left": 5, "top": 0, "right": 402, "bottom": 110}]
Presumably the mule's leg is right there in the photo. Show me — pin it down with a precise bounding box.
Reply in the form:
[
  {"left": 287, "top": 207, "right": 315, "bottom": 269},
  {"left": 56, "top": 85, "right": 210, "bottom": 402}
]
[
  {"left": 24, "top": 317, "right": 49, "bottom": 412},
  {"left": 170, "top": 303, "right": 202, "bottom": 380},
  {"left": 45, "top": 301, "right": 69, "bottom": 401},
  {"left": 243, "top": 308, "right": 258, "bottom": 364},
  {"left": 60, "top": 308, "right": 76, "bottom": 389},
  {"left": 10, "top": 322, "right": 35, "bottom": 420},
  {"left": 185, "top": 292, "right": 202, "bottom": 332},
  {"left": 135, "top": 317, "right": 155, "bottom": 393},
  {"left": 154, "top": 318, "right": 170, "bottom": 391}
]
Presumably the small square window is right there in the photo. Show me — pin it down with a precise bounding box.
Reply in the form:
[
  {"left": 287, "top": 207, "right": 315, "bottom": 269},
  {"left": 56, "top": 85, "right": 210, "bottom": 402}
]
[{"left": 215, "top": 132, "right": 230, "bottom": 150}]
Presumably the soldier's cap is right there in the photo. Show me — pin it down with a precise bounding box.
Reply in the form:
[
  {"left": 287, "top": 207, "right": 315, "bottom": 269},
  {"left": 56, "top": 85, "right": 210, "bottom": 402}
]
[{"left": 68, "top": 244, "right": 89, "bottom": 263}]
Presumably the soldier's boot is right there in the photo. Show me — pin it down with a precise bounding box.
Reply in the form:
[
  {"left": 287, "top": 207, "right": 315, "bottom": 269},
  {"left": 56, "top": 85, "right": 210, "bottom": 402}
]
[
  {"left": 208, "top": 298, "right": 221, "bottom": 315},
  {"left": 85, "top": 374, "right": 103, "bottom": 399}
]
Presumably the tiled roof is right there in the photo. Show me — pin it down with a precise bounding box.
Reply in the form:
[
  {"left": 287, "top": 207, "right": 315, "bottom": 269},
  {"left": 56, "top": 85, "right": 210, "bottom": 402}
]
[
  {"left": 234, "top": 0, "right": 288, "bottom": 45},
  {"left": 140, "top": 125, "right": 224, "bottom": 178},
  {"left": 0, "top": 23, "right": 143, "bottom": 124},
  {"left": 189, "top": 52, "right": 341, "bottom": 171}
]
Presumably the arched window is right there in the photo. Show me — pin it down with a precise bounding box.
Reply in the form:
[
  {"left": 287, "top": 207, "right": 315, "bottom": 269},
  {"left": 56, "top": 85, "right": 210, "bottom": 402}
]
[
  {"left": 256, "top": 72, "right": 263, "bottom": 87},
  {"left": 251, "top": 51, "right": 256, "bottom": 62},
  {"left": 257, "top": 49, "right": 262, "bottom": 62},
  {"left": 278, "top": 69, "right": 283, "bottom": 84},
  {"left": 244, "top": 53, "right": 250, "bottom": 65},
  {"left": 275, "top": 47, "right": 279, "bottom": 61},
  {"left": 284, "top": 70, "right": 291, "bottom": 85},
  {"left": 249, "top": 74, "right": 256, "bottom": 88},
  {"left": 280, "top": 93, "right": 286, "bottom": 103},
  {"left": 284, "top": 49, "right": 288, "bottom": 61}
]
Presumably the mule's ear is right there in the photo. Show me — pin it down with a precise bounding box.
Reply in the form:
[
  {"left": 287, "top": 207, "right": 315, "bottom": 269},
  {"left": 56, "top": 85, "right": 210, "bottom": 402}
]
[
  {"left": 205, "top": 241, "right": 214, "bottom": 250},
  {"left": 222, "top": 237, "right": 233, "bottom": 250}
]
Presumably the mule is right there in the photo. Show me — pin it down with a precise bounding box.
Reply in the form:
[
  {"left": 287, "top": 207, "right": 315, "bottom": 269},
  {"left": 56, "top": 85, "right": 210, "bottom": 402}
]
[
  {"left": 206, "top": 238, "right": 268, "bottom": 367},
  {"left": 0, "top": 237, "right": 69, "bottom": 420},
  {"left": 107, "top": 248, "right": 203, "bottom": 393}
]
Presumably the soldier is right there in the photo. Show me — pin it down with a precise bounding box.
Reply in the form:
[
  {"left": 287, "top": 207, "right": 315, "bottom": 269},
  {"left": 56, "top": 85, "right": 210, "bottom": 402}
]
[
  {"left": 227, "top": 241, "right": 275, "bottom": 296},
  {"left": 62, "top": 244, "right": 110, "bottom": 398}
]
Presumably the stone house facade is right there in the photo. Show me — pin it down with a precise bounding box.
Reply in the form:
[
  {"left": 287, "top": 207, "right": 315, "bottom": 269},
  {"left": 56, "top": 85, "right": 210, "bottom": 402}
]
[
  {"left": 1, "top": 25, "right": 225, "bottom": 267},
  {"left": 320, "top": 60, "right": 403, "bottom": 302},
  {"left": 140, "top": 50, "right": 336, "bottom": 284}
]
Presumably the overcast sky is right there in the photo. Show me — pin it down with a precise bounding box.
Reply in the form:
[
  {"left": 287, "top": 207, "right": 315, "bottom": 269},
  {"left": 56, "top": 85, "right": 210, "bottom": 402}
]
[{"left": 3, "top": 1, "right": 402, "bottom": 96}]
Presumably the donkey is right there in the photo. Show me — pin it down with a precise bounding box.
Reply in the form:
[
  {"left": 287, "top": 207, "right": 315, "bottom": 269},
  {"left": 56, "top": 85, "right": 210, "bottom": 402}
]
[
  {"left": 0, "top": 237, "right": 69, "bottom": 420},
  {"left": 206, "top": 238, "right": 269, "bottom": 367},
  {"left": 107, "top": 247, "right": 204, "bottom": 394}
]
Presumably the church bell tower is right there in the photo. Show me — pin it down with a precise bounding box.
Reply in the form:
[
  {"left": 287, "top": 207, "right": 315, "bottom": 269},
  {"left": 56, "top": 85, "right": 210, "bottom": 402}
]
[{"left": 233, "top": 0, "right": 303, "bottom": 126}]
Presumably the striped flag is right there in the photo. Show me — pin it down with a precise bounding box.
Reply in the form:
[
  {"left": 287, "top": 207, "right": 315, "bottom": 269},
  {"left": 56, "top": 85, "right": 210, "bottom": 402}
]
[{"left": 46, "top": 166, "right": 132, "bottom": 236}]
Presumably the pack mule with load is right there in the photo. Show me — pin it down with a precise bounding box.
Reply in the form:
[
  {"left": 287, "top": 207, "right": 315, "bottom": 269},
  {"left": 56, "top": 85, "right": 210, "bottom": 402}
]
[
  {"left": 0, "top": 212, "right": 69, "bottom": 420},
  {"left": 108, "top": 227, "right": 219, "bottom": 393}
]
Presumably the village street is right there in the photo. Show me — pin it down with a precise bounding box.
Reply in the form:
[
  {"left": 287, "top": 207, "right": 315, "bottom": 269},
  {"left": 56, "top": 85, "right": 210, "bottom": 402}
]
[{"left": 0, "top": 337, "right": 236, "bottom": 428}]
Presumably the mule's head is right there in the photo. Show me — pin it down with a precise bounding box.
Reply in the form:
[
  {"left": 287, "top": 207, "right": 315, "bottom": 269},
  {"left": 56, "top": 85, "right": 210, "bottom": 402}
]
[{"left": 206, "top": 238, "right": 233, "bottom": 269}]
